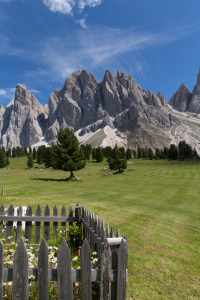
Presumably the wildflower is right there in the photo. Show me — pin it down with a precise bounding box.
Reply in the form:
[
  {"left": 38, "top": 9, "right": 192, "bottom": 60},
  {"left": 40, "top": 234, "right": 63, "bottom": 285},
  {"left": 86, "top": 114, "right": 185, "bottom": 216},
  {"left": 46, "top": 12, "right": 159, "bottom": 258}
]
[
  {"left": 92, "top": 251, "right": 97, "bottom": 255},
  {"left": 7, "top": 236, "right": 13, "bottom": 240},
  {"left": 54, "top": 246, "right": 58, "bottom": 250},
  {"left": 75, "top": 282, "right": 79, "bottom": 287},
  {"left": 1, "top": 238, "right": 5, "bottom": 241},
  {"left": 93, "top": 258, "right": 98, "bottom": 262},
  {"left": 30, "top": 265, "right": 34, "bottom": 268},
  {"left": 72, "top": 256, "right": 78, "bottom": 261},
  {"left": 11, "top": 242, "right": 15, "bottom": 245},
  {"left": 71, "top": 267, "right": 74, "bottom": 269},
  {"left": 29, "top": 275, "right": 35, "bottom": 280},
  {"left": 29, "top": 247, "right": 33, "bottom": 250},
  {"left": 8, "top": 282, "right": 12, "bottom": 286},
  {"left": 73, "top": 238, "right": 76, "bottom": 241},
  {"left": 52, "top": 258, "right": 57, "bottom": 263},
  {"left": 77, "top": 266, "right": 81, "bottom": 269},
  {"left": 48, "top": 246, "right": 53, "bottom": 250},
  {"left": 25, "top": 239, "right": 29, "bottom": 241}
]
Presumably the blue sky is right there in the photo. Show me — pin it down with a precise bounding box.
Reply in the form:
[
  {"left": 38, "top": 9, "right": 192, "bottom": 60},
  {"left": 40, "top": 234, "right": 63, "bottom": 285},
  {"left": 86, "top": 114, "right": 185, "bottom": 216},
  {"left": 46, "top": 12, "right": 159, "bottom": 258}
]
[{"left": 0, "top": 0, "right": 200, "bottom": 107}]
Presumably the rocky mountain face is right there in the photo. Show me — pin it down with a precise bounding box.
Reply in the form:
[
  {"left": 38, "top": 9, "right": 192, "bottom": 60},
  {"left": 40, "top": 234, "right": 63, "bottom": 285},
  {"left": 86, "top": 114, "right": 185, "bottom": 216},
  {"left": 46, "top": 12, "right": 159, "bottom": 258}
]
[
  {"left": 0, "top": 69, "right": 200, "bottom": 153},
  {"left": 169, "top": 68, "right": 200, "bottom": 114}
]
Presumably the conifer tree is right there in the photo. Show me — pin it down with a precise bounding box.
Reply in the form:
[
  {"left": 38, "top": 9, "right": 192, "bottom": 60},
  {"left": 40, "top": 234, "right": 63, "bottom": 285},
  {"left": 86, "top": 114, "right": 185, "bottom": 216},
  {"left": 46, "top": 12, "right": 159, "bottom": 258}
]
[
  {"left": 109, "top": 145, "right": 127, "bottom": 172},
  {"left": 53, "top": 127, "right": 86, "bottom": 179},
  {"left": 126, "top": 148, "right": 132, "bottom": 160},
  {"left": 96, "top": 147, "right": 104, "bottom": 162},
  {"left": 27, "top": 155, "right": 33, "bottom": 168},
  {"left": 0, "top": 151, "right": 6, "bottom": 168}
]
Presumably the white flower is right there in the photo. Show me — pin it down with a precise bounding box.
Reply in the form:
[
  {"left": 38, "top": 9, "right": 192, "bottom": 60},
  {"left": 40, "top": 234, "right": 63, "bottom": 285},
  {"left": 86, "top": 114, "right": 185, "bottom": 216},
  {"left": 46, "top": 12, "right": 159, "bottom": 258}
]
[
  {"left": 72, "top": 256, "right": 78, "bottom": 261},
  {"left": 75, "top": 282, "right": 79, "bottom": 287}
]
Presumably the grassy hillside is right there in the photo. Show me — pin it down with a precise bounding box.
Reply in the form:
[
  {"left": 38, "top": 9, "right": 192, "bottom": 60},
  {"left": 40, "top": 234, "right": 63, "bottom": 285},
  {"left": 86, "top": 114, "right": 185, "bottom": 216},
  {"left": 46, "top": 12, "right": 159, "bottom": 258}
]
[{"left": 0, "top": 157, "right": 200, "bottom": 299}]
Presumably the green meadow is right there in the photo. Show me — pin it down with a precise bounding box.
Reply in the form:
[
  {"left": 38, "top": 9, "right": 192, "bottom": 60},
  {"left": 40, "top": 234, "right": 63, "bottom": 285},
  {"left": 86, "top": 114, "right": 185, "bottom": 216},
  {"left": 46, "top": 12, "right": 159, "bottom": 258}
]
[{"left": 0, "top": 157, "right": 200, "bottom": 299}]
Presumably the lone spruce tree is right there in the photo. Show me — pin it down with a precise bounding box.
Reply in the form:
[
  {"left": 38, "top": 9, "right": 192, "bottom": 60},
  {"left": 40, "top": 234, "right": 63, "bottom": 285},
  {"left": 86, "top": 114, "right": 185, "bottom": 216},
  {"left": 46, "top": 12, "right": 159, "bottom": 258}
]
[
  {"left": 109, "top": 145, "right": 127, "bottom": 173},
  {"left": 53, "top": 127, "right": 86, "bottom": 180}
]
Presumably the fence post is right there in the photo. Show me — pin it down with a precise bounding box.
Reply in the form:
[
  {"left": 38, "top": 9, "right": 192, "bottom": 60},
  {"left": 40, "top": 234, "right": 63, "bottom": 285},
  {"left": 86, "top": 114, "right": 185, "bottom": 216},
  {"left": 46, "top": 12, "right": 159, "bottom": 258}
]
[
  {"left": 16, "top": 205, "right": 22, "bottom": 244},
  {"left": 0, "top": 241, "right": 3, "bottom": 300},
  {"left": 81, "top": 239, "right": 92, "bottom": 300},
  {"left": 57, "top": 238, "right": 73, "bottom": 300},
  {"left": 5, "top": 204, "right": 14, "bottom": 244},
  {"left": 53, "top": 205, "right": 58, "bottom": 237},
  {"left": 1, "top": 188, "right": 4, "bottom": 196},
  {"left": 44, "top": 205, "right": 50, "bottom": 240},
  {"left": 117, "top": 239, "right": 128, "bottom": 300},
  {"left": 61, "top": 206, "right": 66, "bottom": 236},
  {"left": 38, "top": 238, "right": 49, "bottom": 300},
  {"left": 25, "top": 204, "right": 32, "bottom": 243},
  {"left": 100, "top": 240, "right": 112, "bottom": 300},
  {"left": 12, "top": 238, "right": 29, "bottom": 300},
  {"left": 35, "top": 205, "right": 41, "bottom": 244}
]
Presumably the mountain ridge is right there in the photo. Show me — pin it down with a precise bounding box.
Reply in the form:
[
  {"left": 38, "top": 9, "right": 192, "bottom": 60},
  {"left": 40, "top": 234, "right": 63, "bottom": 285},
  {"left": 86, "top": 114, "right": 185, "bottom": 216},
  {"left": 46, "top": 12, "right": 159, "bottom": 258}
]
[{"left": 0, "top": 69, "right": 200, "bottom": 154}]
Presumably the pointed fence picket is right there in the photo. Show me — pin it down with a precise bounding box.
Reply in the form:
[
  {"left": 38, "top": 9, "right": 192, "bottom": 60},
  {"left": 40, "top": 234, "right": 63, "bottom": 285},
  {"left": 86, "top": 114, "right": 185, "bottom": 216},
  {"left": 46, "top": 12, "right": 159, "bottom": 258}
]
[{"left": 0, "top": 204, "right": 128, "bottom": 299}]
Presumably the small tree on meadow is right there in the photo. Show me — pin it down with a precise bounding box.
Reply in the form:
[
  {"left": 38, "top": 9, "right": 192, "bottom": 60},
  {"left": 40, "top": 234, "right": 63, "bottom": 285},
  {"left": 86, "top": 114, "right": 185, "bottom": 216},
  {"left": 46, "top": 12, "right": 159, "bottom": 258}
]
[
  {"left": 92, "top": 148, "right": 96, "bottom": 160},
  {"left": 27, "top": 155, "right": 33, "bottom": 168},
  {"left": 53, "top": 127, "right": 86, "bottom": 179},
  {"left": 109, "top": 145, "right": 127, "bottom": 172},
  {"left": 33, "top": 147, "right": 37, "bottom": 160}
]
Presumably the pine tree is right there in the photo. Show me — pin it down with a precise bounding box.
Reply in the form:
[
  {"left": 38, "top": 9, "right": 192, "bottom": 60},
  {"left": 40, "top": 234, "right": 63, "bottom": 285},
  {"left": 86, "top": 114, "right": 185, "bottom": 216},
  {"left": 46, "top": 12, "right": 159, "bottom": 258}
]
[
  {"left": 12, "top": 147, "right": 16, "bottom": 158},
  {"left": 29, "top": 146, "right": 32, "bottom": 156},
  {"left": 92, "top": 148, "right": 96, "bottom": 160},
  {"left": 0, "top": 151, "right": 6, "bottom": 168},
  {"left": 132, "top": 150, "right": 137, "bottom": 158},
  {"left": 33, "top": 147, "right": 37, "bottom": 160},
  {"left": 53, "top": 127, "right": 86, "bottom": 179},
  {"left": 126, "top": 148, "right": 132, "bottom": 160},
  {"left": 96, "top": 147, "right": 104, "bottom": 162},
  {"left": 137, "top": 147, "right": 142, "bottom": 158},
  {"left": 109, "top": 145, "right": 127, "bottom": 172},
  {"left": 148, "top": 148, "right": 154, "bottom": 160},
  {"left": 27, "top": 155, "right": 33, "bottom": 168}
]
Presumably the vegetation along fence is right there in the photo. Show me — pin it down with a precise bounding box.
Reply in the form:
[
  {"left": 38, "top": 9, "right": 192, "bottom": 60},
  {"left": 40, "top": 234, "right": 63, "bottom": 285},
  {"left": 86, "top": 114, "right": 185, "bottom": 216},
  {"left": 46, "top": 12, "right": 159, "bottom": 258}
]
[{"left": 0, "top": 203, "right": 128, "bottom": 300}]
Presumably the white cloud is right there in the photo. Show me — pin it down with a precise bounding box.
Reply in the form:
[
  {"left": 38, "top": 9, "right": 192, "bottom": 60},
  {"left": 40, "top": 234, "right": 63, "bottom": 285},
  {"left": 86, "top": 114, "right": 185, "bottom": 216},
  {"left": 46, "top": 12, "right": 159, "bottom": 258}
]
[
  {"left": 43, "top": 0, "right": 102, "bottom": 14},
  {"left": 0, "top": 88, "right": 15, "bottom": 100},
  {"left": 76, "top": 18, "right": 87, "bottom": 28},
  {"left": 0, "top": 90, "right": 6, "bottom": 96},
  {"left": 29, "top": 89, "right": 41, "bottom": 93},
  {"left": 43, "top": 0, "right": 75, "bottom": 15},
  {"left": 78, "top": 0, "right": 102, "bottom": 10}
]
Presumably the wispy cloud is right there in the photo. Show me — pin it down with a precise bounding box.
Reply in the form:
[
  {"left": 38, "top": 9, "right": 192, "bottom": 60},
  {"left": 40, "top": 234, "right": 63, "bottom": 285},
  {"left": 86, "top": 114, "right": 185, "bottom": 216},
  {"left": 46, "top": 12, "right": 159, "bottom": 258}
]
[
  {"left": 42, "top": 0, "right": 102, "bottom": 14},
  {"left": 0, "top": 88, "right": 15, "bottom": 101},
  {"left": 28, "top": 26, "right": 188, "bottom": 82},
  {"left": 29, "top": 89, "right": 41, "bottom": 93},
  {"left": 76, "top": 18, "right": 87, "bottom": 28}
]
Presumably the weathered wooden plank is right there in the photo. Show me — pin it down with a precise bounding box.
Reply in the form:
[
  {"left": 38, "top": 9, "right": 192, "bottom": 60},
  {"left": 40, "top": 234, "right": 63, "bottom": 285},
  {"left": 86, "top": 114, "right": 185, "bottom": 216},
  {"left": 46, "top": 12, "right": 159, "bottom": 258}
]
[
  {"left": 3, "top": 268, "right": 128, "bottom": 282},
  {"left": 82, "top": 219, "right": 104, "bottom": 250},
  {"left": 82, "top": 206, "right": 85, "bottom": 239},
  {"left": 0, "top": 216, "right": 76, "bottom": 222},
  {"left": 75, "top": 204, "right": 81, "bottom": 224},
  {"left": 116, "top": 229, "right": 121, "bottom": 237},
  {"left": 107, "top": 238, "right": 125, "bottom": 246},
  {"left": 110, "top": 226, "right": 115, "bottom": 238},
  {"left": 35, "top": 205, "right": 41, "bottom": 244},
  {"left": 53, "top": 206, "right": 58, "bottom": 237},
  {"left": 61, "top": 206, "right": 66, "bottom": 236},
  {"left": 38, "top": 238, "right": 49, "bottom": 300},
  {"left": 0, "top": 241, "right": 3, "bottom": 300},
  {"left": 117, "top": 239, "right": 128, "bottom": 300},
  {"left": 44, "top": 205, "right": 50, "bottom": 240},
  {"left": 90, "top": 212, "right": 93, "bottom": 251},
  {"left": 16, "top": 205, "right": 22, "bottom": 244},
  {"left": 101, "top": 219, "right": 105, "bottom": 242},
  {"left": 5, "top": 204, "right": 14, "bottom": 244},
  {"left": 25, "top": 204, "right": 32, "bottom": 243},
  {"left": 107, "top": 223, "right": 110, "bottom": 238},
  {"left": 0, "top": 204, "right": 4, "bottom": 216},
  {"left": 57, "top": 238, "right": 73, "bottom": 300},
  {"left": 81, "top": 239, "right": 92, "bottom": 300},
  {"left": 12, "top": 238, "right": 29, "bottom": 300},
  {"left": 100, "top": 240, "right": 112, "bottom": 300},
  {"left": 111, "top": 248, "right": 118, "bottom": 300}
]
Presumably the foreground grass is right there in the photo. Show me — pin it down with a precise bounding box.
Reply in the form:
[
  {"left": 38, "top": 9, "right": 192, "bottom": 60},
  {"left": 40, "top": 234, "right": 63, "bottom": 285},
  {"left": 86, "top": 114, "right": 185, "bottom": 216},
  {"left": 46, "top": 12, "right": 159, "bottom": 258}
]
[{"left": 0, "top": 157, "right": 200, "bottom": 299}]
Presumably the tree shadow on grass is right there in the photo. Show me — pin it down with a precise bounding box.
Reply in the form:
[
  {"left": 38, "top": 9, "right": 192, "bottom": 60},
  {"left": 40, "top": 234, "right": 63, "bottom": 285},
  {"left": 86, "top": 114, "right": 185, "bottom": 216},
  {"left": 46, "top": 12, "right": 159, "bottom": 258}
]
[
  {"left": 31, "top": 178, "right": 67, "bottom": 182},
  {"left": 31, "top": 177, "right": 80, "bottom": 182}
]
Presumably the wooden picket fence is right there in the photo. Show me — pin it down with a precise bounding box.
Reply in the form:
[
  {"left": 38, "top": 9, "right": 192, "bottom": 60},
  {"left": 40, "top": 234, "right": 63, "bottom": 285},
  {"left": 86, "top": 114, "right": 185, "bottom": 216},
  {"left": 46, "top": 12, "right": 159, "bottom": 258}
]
[{"left": 0, "top": 203, "right": 128, "bottom": 300}]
